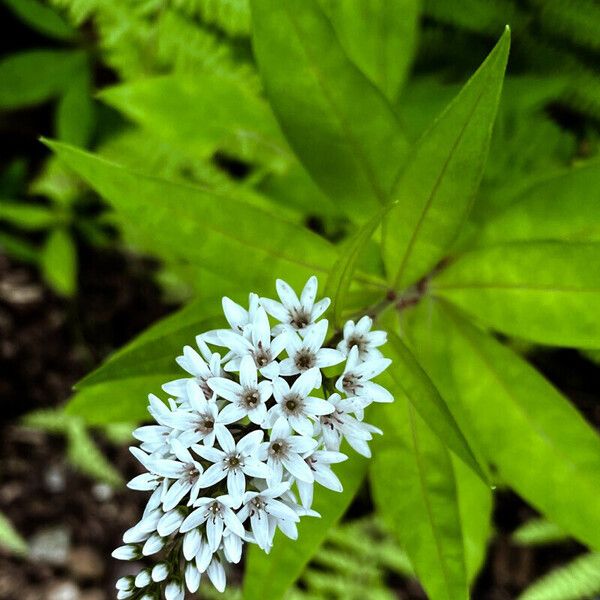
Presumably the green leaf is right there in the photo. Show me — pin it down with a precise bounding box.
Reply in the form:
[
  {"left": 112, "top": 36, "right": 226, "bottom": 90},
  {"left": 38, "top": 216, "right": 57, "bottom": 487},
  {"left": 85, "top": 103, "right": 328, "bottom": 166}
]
[
  {"left": 371, "top": 397, "right": 476, "bottom": 600},
  {"left": 66, "top": 376, "right": 168, "bottom": 424},
  {"left": 325, "top": 204, "right": 392, "bottom": 327},
  {"left": 319, "top": 0, "right": 420, "bottom": 102},
  {"left": 250, "top": 0, "right": 408, "bottom": 217},
  {"left": 23, "top": 409, "right": 123, "bottom": 486},
  {"left": 512, "top": 518, "right": 569, "bottom": 546},
  {"left": 383, "top": 28, "right": 510, "bottom": 289},
  {"left": 476, "top": 161, "right": 600, "bottom": 245},
  {"left": 0, "top": 511, "right": 27, "bottom": 556},
  {"left": 432, "top": 241, "right": 600, "bottom": 349},
  {"left": 0, "top": 200, "right": 55, "bottom": 230},
  {"left": 1, "top": 0, "right": 76, "bottom": 40},
  {"left": 40, "top": 227, "right": 77, "bottom": 297},
  {"left": 518, "top": 553, "right": 600, "bottom": 600},
  {"left": 76, "top": 299, "right": 224, "bottom": 388},
  {"left": 0, "top": 231, "right": 39, "bottom": 263},
  {"left": 243, "top": 455, "right": 368, "bottom": 599},
  {"left": 68, "top": 299, "right": 231, "bottom": 424},
  {"left": 384, "top": 332, "right": 486, "bottom": 481},
  {"left": 45, "top": 140, "right": 337, "bottom": 291},
  {"left": 451, "top": 454, "right": 492, "bottom": 582},
  {"left": 0, "top": 50, "right": 85, "bottom": 109},
  {"left": 56, "top": 66, "right": 95, "bottom": 147},
  {"left": 66, "top": 418, "right": 123, "bottom": 487},
  {"left": 99, "top": 74, "right": 290, "bottom": 169},
  {"left": 23, "top": 408, "right": 72, "bottom": 433},
  {"left": 410, "top": 301, "right": 600, "bottom": 551}
]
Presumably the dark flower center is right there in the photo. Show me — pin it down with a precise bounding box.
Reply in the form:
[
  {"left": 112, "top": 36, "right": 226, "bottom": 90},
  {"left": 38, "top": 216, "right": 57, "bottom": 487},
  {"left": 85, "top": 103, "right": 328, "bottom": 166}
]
[
  {"left": 283, "top": 393, "right": 303, "bottom": 415},
  {"left": 196, "top": 414, "right": 215, "bottom": 434},
  {"left": 253, "top": 341, "right": 271, "bottom": 368},
  {"left": 226, "top": 454, "right": 242, "bottom": 469},
  {"left": 242, "top": 389, "right": 259, "bottom": 408},
  {"left": 269, "top": 439, "right": 289, "bottom": 457},
  {"left": 290, "top": 308, "right": 311, "bottom": 329},
  {"left": 295, "top": 348, "right": 316, "bottom": 371},
  {"left": 347, "top": 334, "right": 367, "bottom": 354},
  {"left": 342, "top": 373, "right": 360, "bottom": 394},
  {"left": 186, "top": 464, "right": 200, "bottom": 482}
]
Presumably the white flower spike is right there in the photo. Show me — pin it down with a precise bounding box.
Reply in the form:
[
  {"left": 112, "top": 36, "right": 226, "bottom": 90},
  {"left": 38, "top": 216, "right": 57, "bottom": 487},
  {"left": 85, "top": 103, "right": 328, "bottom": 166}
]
[{"left": 113, "top": 276, "right": 393, "bottom": 597}]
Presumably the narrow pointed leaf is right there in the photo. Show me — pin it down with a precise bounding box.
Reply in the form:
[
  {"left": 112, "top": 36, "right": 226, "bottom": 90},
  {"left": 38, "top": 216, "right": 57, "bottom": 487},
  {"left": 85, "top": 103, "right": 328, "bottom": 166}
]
[
  {"left": 45, "top": 140, "right": 337, "bottom": 291},
  {"left": 383, "top": 28, "right": 510, "bottom": 288},
  {"left": 76, "top": 301, "right": 224, "bottom": 388},
  {"left": 371, "top": 396, "right": 489, "bottom": 600},
  {"left": 99, "top": 74, "right": 290, "bottom": 169},
  {"left": 476, "top": 161, "right": 600, "bottom": 245},
  {"left": 409, "top": 301, "right": 600, "bottom": 550},
  {"left": 319, "top": 0, "right": 420, "bottom": 102},
  {"left": 66, "top": 376, "right": 169, "bottom": 424},
  {"left": 326, "top": 204, "right": 392, "bottom": 327},
  {"left": 41, "top": 227, "right": 77, "bottom": 297},
  {"left": 432, "top": 242, "right": 600, "bottom": 348},
  {"left": 385, "top": 332, "right": 486, "bottom": 481},
  {"left": 250, "top": 0, "right": 408, "bottom": 216},
  {"left": 0, "top": 512, "right": 27, "bottom": 555},
  {"left": 0, "top": 50, "right": 85, "bottom": 109},
  {"left": 1, "top": 0, "right": 76, "bottom": 40}
]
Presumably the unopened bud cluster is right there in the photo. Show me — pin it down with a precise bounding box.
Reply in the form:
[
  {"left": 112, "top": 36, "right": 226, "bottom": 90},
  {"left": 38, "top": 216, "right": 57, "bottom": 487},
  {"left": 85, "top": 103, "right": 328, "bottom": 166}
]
[{"left": 113, "top": 277, "right": 393, "bottom": 599}]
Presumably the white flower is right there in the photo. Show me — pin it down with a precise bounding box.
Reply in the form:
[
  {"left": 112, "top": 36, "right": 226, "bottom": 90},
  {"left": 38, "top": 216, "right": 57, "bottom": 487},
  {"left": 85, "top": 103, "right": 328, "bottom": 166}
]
[
  {"left": 135, "top": 569, "right": 151, "bottom": 588},
  {"left": 218, "top": 306, "right": 287, "bottom": 379},
  {"left": 206, "top": 557, "right": 227, "bottom": 593},
  {"left": 180, "top": 495, "right": 245, "bottom": 552},
  {"left": 208, "top": 355, "right": 272, "bottom": 425},
  {"left": 171, "top": 381, "right": 232, "bottom": 447},
  {"left": 165, "top": 581, "right": 185, "bottom": 600},
  {"left": 113, "top": 276, "right": 393, "bottom": 597},
  {"left": 265, "top": 368, "right": 333, "bottom": 435},
  {"left": 152, "top": 563, "right": 169, "bottom": 582},
  {"left": 112, "top": 545, "right": 138, "bottom": 560},
  {"left": 337, "top": 315, "right": 387, "bottom": 361},
  {"left": 194, "top": 428, "right": 268, "bottom": 506},
  {"left": 237, "top": 482, "right": 299, "bottom": 551},
  {"left": 185, "top": 561, "right": 202, "bottom": 593},
  {"left": 122, "top": 509, "right": 161, "bottom": 543},
  {"left": 142, "top": 532, "right": 165, "bottom": 556},
  {"left": 261, "top": 276, "right": 330, "bottom": 334},
  {"left": 259, "top": 417, "right": 318, "bottom": 485},
  {"left": 223, "top": 529, "right": 244, "bottom": 563},
  {"left": 146, "top": 439, "right": 204, "bottom": 510},
  {"left": 336, "top": 346, "right": 393, "bottom": 404},
  {"left": 319, "top": 393, "right": 382, "bottom": 457},
  {"left": 279, "top": 319, "right": 344, "bottom": 376},
  {"left": 296, "top": 450, "right": 347, "bottom": 508},
  {"left": 203, "top": 293, "right": 260, "bottom": 344},
  {"left": 163, "top": 340, "right": 222, "bottom": 400},
  {"left": 157, "top": 508, "right": 185, "bottom": 537}
]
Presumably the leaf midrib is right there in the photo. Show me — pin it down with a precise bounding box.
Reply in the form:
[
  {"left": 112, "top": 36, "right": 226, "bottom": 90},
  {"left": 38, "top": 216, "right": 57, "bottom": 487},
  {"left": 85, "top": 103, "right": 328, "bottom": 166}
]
[
  {"left": 281, "top": 2, "right": 390, "bottom": 205},
  {"left": 441, "top": 303, "right": 600, "bottom": 483},
  {"left": 391, "top": 85, "right": 488, "bottom": 289},
  {"left": 408, "top": 403, "right": 465, "bottom": 600}
]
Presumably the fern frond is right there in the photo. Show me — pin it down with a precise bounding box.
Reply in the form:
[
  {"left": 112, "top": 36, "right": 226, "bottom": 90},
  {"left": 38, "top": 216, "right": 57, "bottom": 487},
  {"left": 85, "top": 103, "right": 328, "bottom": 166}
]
[
  {"left": 167, "top": 0, "right": 251, "bottom": 37},
  {"left": 423, "top": 0, "right": 527, "bottom": 36},
  {"left": 518, "top": 553, "right": 600, "bottom": 600},
  {"left": 156, "top": 9, "right": 258, "bottom": 86},
  {"left": 529, "top": 0, "right": 600, "bottom": 52}
]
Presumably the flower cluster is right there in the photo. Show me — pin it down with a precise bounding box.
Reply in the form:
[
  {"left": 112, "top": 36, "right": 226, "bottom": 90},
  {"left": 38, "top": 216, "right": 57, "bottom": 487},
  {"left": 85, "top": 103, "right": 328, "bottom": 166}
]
[{"left": 113, "top": 277, "right": 392, "bottom": 599}]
